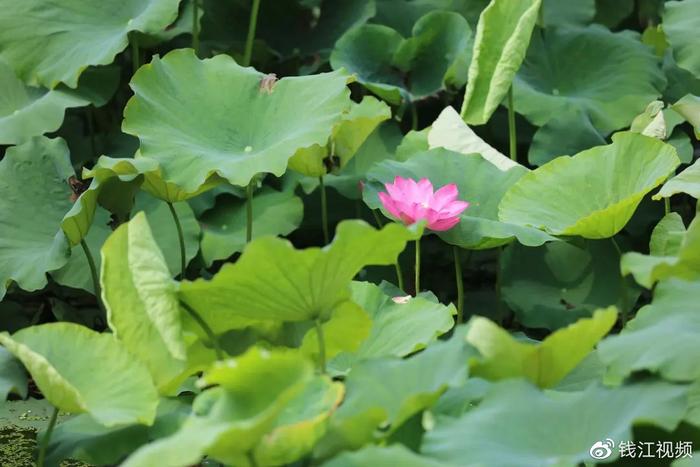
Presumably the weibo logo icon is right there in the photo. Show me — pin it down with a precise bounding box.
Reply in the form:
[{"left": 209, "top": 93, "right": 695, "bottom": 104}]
[{"left": 590, "top": 439, "right": 615, "bottom": 460}]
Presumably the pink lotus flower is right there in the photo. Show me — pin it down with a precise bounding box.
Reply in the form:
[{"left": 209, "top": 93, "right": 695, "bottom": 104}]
[{"left": 378, "top": 176, "right": 469, "bottom": 231}]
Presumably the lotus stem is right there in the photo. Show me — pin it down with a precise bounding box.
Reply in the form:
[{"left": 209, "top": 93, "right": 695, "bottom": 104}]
[
  {"left": 180, "top": 301, "right": 224, "bottom": 360},
  {"left": 319, "top": 176, "right": 329, "bottom": 244},
  {"left": 414, "top": 238, "right": 421, "bottom": 295},
  {"left": 36, "top": 406, "right": 59, "bottom": 467},
  {"left": 371, "top": 210, "right": 405, "bottom": 290},
  {"left": 371, "top": 209, "right": 384, "bottom": 228},
  {"left": 395, "top": 263, "right": 405, "bottom": 292},
  {"left": 166, "top": 202, "right": 187, "bottom": 278},
  {"left": 191, "top": 0, "right": 200, "bottom": 53},
  {"left": 246, "top": 181, "right": 254, "bottom": 243},
  {"left": 664, "top": 197, "right": 670, "bottom": 215},
  {"left": 314, "top": 319, "right": 327, "bottom": 374},
  {"left": 610, "top": 237, "right": 629, "bottom": 326},
  {"left": 507, "top": 86, "right": 517, "bottom": 161},
  {"left": 453, "top": 246, "right": 464, "bottom": 324},
  {"left": 243, "top": 0, "right": 262, "bottom": 67},
  {"left": 80, "top": 239, "right": 103, "bottom": 312}
]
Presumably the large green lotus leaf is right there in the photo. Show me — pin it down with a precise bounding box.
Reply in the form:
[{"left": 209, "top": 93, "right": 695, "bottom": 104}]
[
  {"left": 200, "top": 188, "right": 303, "bottom": 267},
  {"left": 527, "top": 106, "right": 606, "bottom": 166},
  {"left": 0, "top": 0, "right": 180, "bottom": 88},
  {"left": 672, "top": 94, "right": 700, "bottom": 138},
  {"left": 460, "top": 0, "right": 541, "bottom": 125},
  {"left": 288, "top": 96, "right": 391, "bottom": 177},
  {"left": 123, "top": 49, "right": 352, "bottom": 193},
  {"left": 396, "top": 127, "right": 431, "bottom": 160},
  {"left": 83, "top": 154, "right": 221, "bottom": 205},
  {"left": 649, "top": 212, "right": 687, "bottom": 256},
  {"left": 513, "top": 26, "right": 665, "bottom": 133},
  {"left": 392, "top": 11, "right": 473, "bottom": 96},
  {"left": 501, "top": 240, "right": 629, "bottom": 330},
  {"left": 323, "top": 444, "right": 446, "bottom": 467},
  {"left": 101, "top": 212, "right": 186, "bottom": 393},
  {"left": 540, "top": 0, "right": 595, "bottom": 27},
  {"left": 317, "top": 333, "right": 472, "bottom": 456},
  {"left": 656, "top": 158, "right": 700, "bottom": 200},
  {"left": 122, "top": 347, "right": 314, "bottom": 467},
  {"left": 180, "top": 220, "right": 419, "bottom": 329},
  {"left": 50, "top": 208, "right": 112, "bottom": 293},
  {"left": 330, "top": 24, "right": 406, "bottom": 104},
  {"left": 252, "top": 377, "right": 344, "bottom": 466},
  {"left": 61, "top": 157, "right": 151, "bottom": 247},
  {"left": 301, "top": 301, "right": 373, "bottom": 365},
  {"left": 599, "top": 279, "right": 700, "bottom": 383},
  {"left": 0, "top": 323, "right": 158, "bottom": 426},
  {"left": 62, "top": 153, "right": 175, "bottom": 246},
  {"left": 299, "top": 0, "right": 377, "bottom": 57},
  {"left": 0, "top": 64, "right": 118, "bottom": 144},
  {"left": 0, "top": 347, "right": 27, "bottom": 401},
  {"left": 621, "top": 215, "right": 700, "bottom": 288},
  {"left": 664, "top": 52, "right": 700, "bottom": 102},
  {"left": 364, "top": 148, "right": 556, "bottom": 249},
  {"left": 52, "top": 194, "right": 199, "bottom": 293},
  {"left": 132, "top": 193, "right": 200, "bottom": 276},
  {"left": 664, "top": 0, "right": 700, "bottom": 79},
  {"left": 466, "top": 307, "right": 617, "bottom": 388},
  {"left": 325, "top": 122, "right": 403, "bottom": 200},
  {"left": 0, "top": 137, "right": 74, "bottom": 299},
  {"left": 421, "top": 380, "right": 688, "bottom": 466},
  {"left": 346, "top": 281, "right": 454, "bottom": 360},
  {"left": 45, "top": 397, "right": 190, "bottom": 466},
  {"left": 427, "top": 106, "right": 520, "bottom": 171},
  {"left": 499, "top": 132, "right": 680, "bottom": 239},
  {"left": 330, "top": 11, "right": 472, "bottom": 103},
  {"left": 373, "top": 0, "right": 488, "bottom": 34},
  {"left": 668, "top": 128, "right": 694, "bottom": 164}
]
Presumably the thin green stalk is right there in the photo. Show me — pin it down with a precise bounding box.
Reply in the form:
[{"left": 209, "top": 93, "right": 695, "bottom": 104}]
[
  {"left": 166, "top": 202, "right": 187, "bottom": 278},
  {"left": 395, "top": 263, "right": 405, "bottom": 292},
  {"left": 180, "top": 301, "right": 223, "bottom": 360},
  {"left": 37, "top": 406, "right": 59, "bottom": 467},
  {"left": 315, "top": 319, "right": 326, "bottom": 374},
  {"left": 243, "top": 0, "right": 262, "bottom": 67},
  {"left": 191, "top": 0, "right": 200, "bottom": 53},
  {"left": 246, "top": 182, "right": 254, "bottom": 243},
  {"left": 664, "top": 197, "right": 670, "bottom": 215},
  {"left": 414, "top": 238, "right": 421, "bottom": 295},
  {"left": 371, "top": 209, "right": 384, "bottom": 227},
  {"left": 610, "top": 237, "right": 630, "bottom": 326},
  {"left": 453, "top": 246, "right": 464, "bottom": 324},
  {"left": 372, "top": 210, "right": 405, "bottom": 289},
  {"left": 319, "top": 176, "right": 329, "bottom": 244},
  {"left": 507, "top": 86, "right": 517, "bottom": 161},
  {"left": 80, "top": 239, "right": 102, "bottom": 310},
  {"left": 247, "top": 451, "right": 258, "bottom": 467},
  {"left": 130, "top": 34, "right": 140, "bottom": 74}
]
